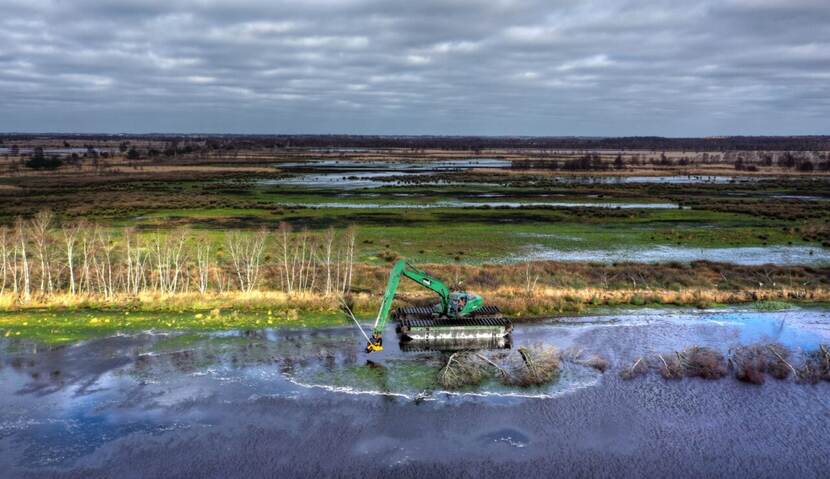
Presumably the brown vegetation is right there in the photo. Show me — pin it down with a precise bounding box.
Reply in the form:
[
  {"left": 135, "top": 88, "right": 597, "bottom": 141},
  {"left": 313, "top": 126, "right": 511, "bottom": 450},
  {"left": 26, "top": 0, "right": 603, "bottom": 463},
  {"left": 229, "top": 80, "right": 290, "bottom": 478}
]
[
  {"left": 729, "top": 343, "right": 795, "bottom": 384},
  {"left": 620, "top": 343, "right": 830, "bottom": 386},
  {"left": 437, "top": 345, "right": 562, "bottom": 390},
  {"left": 798, "top": 345, "right": 830, "bottom": 384}
]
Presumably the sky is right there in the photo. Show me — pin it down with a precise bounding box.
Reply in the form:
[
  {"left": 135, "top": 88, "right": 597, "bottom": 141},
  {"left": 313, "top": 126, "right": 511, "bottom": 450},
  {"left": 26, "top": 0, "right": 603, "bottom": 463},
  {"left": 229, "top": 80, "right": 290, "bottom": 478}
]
[{"left": 1, "top": 0, "right": 829, "bottom": 136}]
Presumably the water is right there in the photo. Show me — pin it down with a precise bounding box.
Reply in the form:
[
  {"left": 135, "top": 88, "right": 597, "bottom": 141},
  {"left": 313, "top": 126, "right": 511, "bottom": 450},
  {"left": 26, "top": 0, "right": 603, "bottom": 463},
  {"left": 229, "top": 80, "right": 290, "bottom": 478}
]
[
  {"left": 547, "top": 175, "right": 773, "bottom": 184},
  {"left": 265, "top": 158, "right": 511, "bottom": 189},
  {"left": 0, "top": 147, "right": 95, "bottom": 155},
  {"left": 1, "top": 308, "right": 829, "bottom": 477},
  {"left": 280, "top": 201, "right": 679, "bottom": 209},
  {"left": 275, "top": 158, "right": 512, "bottom": 171},
  {"left": 517, "top": 244, "right": 830, "bottom": 266}
]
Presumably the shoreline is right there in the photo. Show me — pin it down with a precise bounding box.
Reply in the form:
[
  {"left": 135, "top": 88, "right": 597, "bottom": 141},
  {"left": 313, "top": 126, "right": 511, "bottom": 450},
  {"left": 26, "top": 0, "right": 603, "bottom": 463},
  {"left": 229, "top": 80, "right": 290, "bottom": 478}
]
[{"left": 2, "top": 289, "right": 828, "bottom": 344}]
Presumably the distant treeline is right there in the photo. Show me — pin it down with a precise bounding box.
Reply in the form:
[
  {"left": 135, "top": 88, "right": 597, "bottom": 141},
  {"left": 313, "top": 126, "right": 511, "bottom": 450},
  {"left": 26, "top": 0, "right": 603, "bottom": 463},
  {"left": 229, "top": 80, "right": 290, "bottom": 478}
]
[
  {"left": 3, "top": 134, "right": 830, "bottom": 151},
  {"left": 511, "top": 151, "right": 830, "bottom": 172}
]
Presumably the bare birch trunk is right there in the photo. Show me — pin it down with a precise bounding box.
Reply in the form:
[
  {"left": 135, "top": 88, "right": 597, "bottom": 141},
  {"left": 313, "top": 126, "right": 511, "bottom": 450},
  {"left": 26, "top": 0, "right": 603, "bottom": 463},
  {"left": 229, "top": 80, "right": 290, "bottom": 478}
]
[{"left": 15, "top": 219, "right": 30, "bottom": 301}]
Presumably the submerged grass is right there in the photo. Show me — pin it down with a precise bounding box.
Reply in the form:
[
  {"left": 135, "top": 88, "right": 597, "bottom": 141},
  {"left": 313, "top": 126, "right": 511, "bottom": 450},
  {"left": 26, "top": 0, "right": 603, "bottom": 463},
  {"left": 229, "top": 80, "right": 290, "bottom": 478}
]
[{"left": 0, "top": 306, "right": 345, "bottom": 344}]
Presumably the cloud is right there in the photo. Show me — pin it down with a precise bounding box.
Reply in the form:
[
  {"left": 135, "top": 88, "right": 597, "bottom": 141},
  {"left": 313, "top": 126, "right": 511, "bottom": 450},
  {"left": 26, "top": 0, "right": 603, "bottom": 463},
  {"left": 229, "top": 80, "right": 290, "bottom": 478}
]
[{"left": 0, "top": 0, "right": 828, "bottom": 135}]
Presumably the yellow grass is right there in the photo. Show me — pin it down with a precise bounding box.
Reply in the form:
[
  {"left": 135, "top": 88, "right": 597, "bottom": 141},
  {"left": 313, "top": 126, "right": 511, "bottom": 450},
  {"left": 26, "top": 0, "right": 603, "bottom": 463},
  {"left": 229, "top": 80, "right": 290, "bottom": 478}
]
[{"left": 1, "top": 286, "right": 827, "bottom": 316}]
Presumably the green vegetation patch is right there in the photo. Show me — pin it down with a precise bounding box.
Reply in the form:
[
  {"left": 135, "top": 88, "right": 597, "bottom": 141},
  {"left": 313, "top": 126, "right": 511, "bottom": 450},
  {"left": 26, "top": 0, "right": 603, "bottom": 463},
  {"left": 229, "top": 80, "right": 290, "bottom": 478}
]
[{"left": 0, "top": 309, "right": 347, "bottom": 344}]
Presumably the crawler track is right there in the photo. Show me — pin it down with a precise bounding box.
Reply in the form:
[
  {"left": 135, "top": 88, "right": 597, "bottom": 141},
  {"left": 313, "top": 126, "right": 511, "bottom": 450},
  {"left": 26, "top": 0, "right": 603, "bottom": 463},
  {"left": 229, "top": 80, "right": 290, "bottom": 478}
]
[{"left": 394, "top": 305, "right": 512, "bottom": 342}]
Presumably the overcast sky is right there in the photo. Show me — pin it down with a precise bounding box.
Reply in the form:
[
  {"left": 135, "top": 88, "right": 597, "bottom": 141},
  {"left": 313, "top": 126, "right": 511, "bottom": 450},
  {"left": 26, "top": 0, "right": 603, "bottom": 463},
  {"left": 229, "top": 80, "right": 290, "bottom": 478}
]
[{"left": 1, "top": 0, "right": 829, "bottom": 136}]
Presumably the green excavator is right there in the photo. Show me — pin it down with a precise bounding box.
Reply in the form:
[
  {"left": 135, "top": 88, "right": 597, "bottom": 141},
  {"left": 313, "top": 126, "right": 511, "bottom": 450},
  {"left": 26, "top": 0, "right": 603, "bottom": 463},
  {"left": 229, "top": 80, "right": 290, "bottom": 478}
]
[{"left": 365, "top": 259, "right": 512, "bottom": 353}]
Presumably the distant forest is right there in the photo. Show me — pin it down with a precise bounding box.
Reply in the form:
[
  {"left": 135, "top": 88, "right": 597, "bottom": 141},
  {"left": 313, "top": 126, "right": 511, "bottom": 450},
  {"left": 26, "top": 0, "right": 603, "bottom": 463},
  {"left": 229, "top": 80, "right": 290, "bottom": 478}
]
[{"left": 2, "top": 134, "right": 830, "bottom": 151}]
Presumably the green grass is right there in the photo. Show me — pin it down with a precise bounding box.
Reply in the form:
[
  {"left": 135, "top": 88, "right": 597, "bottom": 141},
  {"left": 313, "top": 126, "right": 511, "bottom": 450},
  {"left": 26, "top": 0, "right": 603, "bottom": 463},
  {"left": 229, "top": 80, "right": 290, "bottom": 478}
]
[
  {"left": 752, "top": 300, "right": 795, "bottom": 311},
  {"left": 102, "top": 202, "right": 813, "bottom": 264}
]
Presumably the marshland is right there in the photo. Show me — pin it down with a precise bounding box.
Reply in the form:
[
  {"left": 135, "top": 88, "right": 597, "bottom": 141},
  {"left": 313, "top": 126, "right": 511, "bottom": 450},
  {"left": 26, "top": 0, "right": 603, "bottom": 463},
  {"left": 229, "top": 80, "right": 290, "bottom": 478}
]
[{"left": 2, "top": 134, "right": 830, "bottom": 477}]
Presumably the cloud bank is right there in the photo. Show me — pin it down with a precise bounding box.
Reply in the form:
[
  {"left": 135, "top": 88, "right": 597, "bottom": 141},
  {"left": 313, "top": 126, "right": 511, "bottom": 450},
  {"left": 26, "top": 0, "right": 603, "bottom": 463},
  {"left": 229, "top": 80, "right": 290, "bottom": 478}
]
[{"left": 1, "top": 0, "right": 828, "bottom": 135}]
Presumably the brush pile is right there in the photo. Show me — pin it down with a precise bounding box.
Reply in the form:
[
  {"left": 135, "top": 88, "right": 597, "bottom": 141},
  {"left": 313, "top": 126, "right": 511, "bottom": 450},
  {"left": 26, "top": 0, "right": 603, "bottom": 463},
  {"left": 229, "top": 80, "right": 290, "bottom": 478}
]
[
  {"left": 437, "top": 352, "right": 492, "bottom": 389},
  {"left": 623, "top": 347, "right": 727, "bottom": 380},
  {"left": 728, "top": 343, "right": 795, "bottom": 384},
  {"left": 621, "top": 343, "right": 830, "bottom": 385},
  {"left": 559, "top": 347, "right": 609, "bottom": 372},
  {"left": 437, "top": 345, "right": 562, "bottom": 389},
  {"left": 798, "top": 344, "right": 830, "bottom": 384}
]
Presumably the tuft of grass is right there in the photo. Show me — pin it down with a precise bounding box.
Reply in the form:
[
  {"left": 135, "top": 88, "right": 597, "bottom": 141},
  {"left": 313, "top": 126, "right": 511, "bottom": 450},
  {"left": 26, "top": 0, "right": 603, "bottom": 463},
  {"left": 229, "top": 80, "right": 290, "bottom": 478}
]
[{"left": 753, "top": 300, "right": 793, "bottom": 311}]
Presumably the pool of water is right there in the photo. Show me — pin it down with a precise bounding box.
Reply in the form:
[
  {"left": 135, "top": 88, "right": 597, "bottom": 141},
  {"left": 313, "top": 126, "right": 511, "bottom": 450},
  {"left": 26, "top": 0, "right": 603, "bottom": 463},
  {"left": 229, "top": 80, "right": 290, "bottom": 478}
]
[
  {"left": 517, "top": 244, "right": 830, "bottom": 265},
  {"left": 280, "top": 201, "right": 680, "bottom": 209},
  {"left": 547, "top": 175, "right": 775, "bottom": 184},
  {"left": 265, "top": 158, "right": 511, "bottom": 189},
  {"left": 2, "top": 307, "right": 829, "bottom": 477},
  {"left": 0, "top": 147, "right": 97, "bottom": 155},
  {"left": 275, "top": 158, "right": 512, "bottom": 171}
]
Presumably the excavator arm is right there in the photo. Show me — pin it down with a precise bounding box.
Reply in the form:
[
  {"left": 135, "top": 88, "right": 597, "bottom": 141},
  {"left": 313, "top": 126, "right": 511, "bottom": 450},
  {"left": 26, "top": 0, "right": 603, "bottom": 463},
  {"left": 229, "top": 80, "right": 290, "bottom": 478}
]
[{"left": 366, "top": 259, "right": 450, "bottom": 352}]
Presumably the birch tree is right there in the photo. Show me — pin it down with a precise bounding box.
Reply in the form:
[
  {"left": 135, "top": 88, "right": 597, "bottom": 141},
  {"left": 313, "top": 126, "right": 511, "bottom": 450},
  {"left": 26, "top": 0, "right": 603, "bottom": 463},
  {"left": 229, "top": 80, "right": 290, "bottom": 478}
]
[
  {"left": 195, "top": 234, "right": 212, "bottom": 294},
  {"left": 225, "top": 228, "right": 267, "bottom": 293},
  {"left": 0, "top": 226, "right": 9, "bottom": 294},
  {"left": 62, "top": 221, "right": 83, "bottom": 295},
  {"left": 30, "top": 210, "right": 55, "bottom": 294},
  {"left": 15, "top": 218, "right": 30, "bottom": 301}
]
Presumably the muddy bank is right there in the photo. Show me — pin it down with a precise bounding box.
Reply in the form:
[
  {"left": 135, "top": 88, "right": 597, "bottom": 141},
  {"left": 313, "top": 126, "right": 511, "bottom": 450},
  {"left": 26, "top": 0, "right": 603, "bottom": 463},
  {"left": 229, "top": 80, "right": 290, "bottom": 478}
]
[{"left": 1, "top": 308, "right": 830, "bottom": 477}]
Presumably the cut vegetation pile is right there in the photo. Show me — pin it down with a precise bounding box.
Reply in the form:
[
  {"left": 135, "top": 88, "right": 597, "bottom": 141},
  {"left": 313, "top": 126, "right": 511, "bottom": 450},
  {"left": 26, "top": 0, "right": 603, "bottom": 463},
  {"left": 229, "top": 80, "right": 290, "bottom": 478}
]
[
  {"left": 438, "top": 345, "right": 563, "bottom": 389},
  {"left": 798, "top": 345, "right": 830, "bottom": 384},
  {"left": 621, "top": 343, "right": 830, "bottom": 385},
  {"left": 729, "top": 343, "right": 795, "bottom": 384}
]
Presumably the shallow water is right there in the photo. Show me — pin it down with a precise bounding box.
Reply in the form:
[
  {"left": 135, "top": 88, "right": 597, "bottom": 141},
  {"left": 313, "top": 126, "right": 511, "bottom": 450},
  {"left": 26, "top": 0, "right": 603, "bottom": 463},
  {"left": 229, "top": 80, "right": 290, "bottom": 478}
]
[
  {"left": 281, "top": 200, "right": 679, "bottom": 209},
  {"left": 0, "top": 147, "right": 98, "bottom": 155},
  {"left": 517, "top": 244, "right": 830, "bottom": 265},
  {"left": 549, "top": 175, "right": 773, "bottom": 184},
  {"left": 1, "top": 308, "right": 829, "bottom": 477},
  {"left": 275, "top": 158, "right": 512, "bottom": 171},
  {"left": 265, "top": 158, "right": 510, "bottom": 188}
]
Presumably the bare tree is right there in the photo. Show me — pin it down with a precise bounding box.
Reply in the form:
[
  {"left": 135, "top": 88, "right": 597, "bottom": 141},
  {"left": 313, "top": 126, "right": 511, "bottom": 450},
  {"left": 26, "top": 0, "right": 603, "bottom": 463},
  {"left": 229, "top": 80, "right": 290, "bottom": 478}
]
[
  {"left": 151, "top": 228, "right": 188, "bottom": 294},
  {"left": 79, "top": 224, "right": 95, "bottom": 295},
  {"left": 92, "top": 228, "right": 116, "bottom": 298},
  {"left": 342, "top": 226, "right": 357, "bottom": 293},
  {"left": 323, "top": 227, "right": 335, "bottom": 295},
  {"left": 225, "top": 229, "right": 268, "bottom": 293},
  {"left": 0, "top": 226, "right": 9, "bottom": 294},
  {"left": 123, "top": 227, "right": 148, "bottom": 295},
  {"left": 30, "top": 210, "right": 55, "bottom": 294},
  {"left": 278, "top": 222, "right": 293, "bottom": 293},
  {"left": 194, "top": 234, "right": 212, "bottom": 294},
  {"left": 62, "top": 221, "right": 83, "bottom": 295},
  {"left": 15, "top": 218, "right": 30, "bottom": 301}
]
